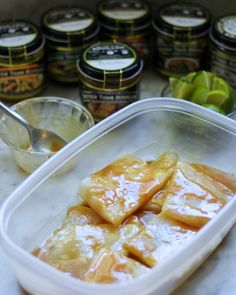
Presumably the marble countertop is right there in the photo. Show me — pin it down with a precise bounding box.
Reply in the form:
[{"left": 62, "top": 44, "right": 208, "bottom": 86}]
[{"left": 1, "top": 71, "right": 236, "bottom": 295}]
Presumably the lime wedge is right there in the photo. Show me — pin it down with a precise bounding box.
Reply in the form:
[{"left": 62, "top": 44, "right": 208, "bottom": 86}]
[
  {"left": 193, "top": 71, "right": 215, "bottom": 89},
  {"left": 171, "top": 79, "right": 194, "bottom": 99},
  {"left": 207, "top": 90, "right": 228, "bottom": 107},
  {"left": 202, "top": 103, "right": 226, "bottom": 115},
  {"left": 190, "top": 87, "right": 209, "bottom": 104},
  {"left": 183, "top": 72, "right": 197, "bottom": 83},
  {"left": 212, "top": 77, "right": 232, "bottom": 95},
  {"left": 169, "top": 77, "right": 179, "bottom": 94}
]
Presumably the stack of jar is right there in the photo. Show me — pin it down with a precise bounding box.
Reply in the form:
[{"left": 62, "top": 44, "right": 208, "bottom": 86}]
[{"left": 0, "top": 1, "right": 236, "bottom": 121}]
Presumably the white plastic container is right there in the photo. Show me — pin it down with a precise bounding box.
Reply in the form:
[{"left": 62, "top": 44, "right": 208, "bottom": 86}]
[{"left": 1, "top": 98, "right": 236, "bottom": 295}]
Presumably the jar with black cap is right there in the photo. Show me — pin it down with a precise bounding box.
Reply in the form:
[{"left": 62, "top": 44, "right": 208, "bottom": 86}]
[
  {"left": 208, "top": 15, "right": 236, "bottom": 88},
  {"left": 0, "top": 20, "right": 45, "bottom": 101},
  {"left": 152, "top": 2, "right": 211, "bottom": 77},
  {"left": 41, "top": 7, "right": 100, "bottom": 83},
  {"left": 97, "top": 0, "right": 151, "bottom": 64},
  {"left": 77, "top": 42, "right": 143, "bottom": 122}
]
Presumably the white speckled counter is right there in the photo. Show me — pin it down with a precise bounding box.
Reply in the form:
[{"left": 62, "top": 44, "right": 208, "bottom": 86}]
[{"left": 0, "top": 71, "right": 236, "bottom": 295}]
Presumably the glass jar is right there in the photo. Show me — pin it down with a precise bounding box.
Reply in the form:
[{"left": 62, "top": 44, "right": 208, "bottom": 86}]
[
  {"left": 97, "top": 0, "right": 151, "bottom": 64},
  {"left": 41, "top": 7, "right": 100, "bottom": 83},
  {"left": 0, "top": 20, "right": 45, "bottom": 101},
  {"left": 77, "top": 42, "right": 143, "bottom": 122},
  {"left": 152, "top": 2, "right": 211, "bottom": 77},
  {"left": 208, "top": 15, "right": 236, "bottom": 88}
]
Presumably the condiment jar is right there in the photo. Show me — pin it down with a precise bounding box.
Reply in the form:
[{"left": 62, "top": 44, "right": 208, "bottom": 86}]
[
  {"left": 41, "top": 7, "right": 100, "bottom": 83},
  {"left": 97, "top": 0, "right": 151, "bottom": 64},
  {"left": 152, "top": 2, "right": 211, "bottom": 77},
  {"left": 0, "top": 20, "right": 45, "bottom": 101},
  {"left": 77, "top": 42, "right": 143, "bottom": 122},
  {"left": 208, "top": 15, "right": 236, "bottom": 88}
]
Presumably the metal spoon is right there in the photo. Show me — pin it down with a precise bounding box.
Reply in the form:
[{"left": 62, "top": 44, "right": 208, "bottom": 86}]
[{"left": 0, "top": 101, "right": 67, "bottom": 153}]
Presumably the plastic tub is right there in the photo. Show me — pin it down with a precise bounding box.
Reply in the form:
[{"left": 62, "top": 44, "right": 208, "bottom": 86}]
[{"left": 1, "top": 98, "right": 236, "bottom": 295}]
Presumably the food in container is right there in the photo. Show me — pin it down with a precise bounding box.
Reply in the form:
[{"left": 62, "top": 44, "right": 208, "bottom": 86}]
[
  {"left": 41, "top": 7, "right": 99, "bottom": 83},
  {"left": 33, "top": 150, "right": 236, "bottom": 283},
  {"left": 77, "top": 41, "right": 143, "bottom": 121},
  {"left": 208, "top": 14, "right": 236, "bottom": 88},
  {"left": 152, "top": 2, "right": 211, "bottom": 77},
  {"left": 0, "top": 20, "right": 45, "bottom": 101},
  {"left": 1, "top": 98, "right": 236, "bottom": 295},
  {"left": 97, "top": 0, "right": 151, "bottom": 64}
]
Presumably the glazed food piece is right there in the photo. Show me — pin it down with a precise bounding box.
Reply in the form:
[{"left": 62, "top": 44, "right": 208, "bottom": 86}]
[
  {"left": 35, "top": 205, "right": 143, "bottom": 267},
  {"left": 79, "top": 152, "right": 178, "bottom": 226},
  {"left": 59, "top": 248, "right": 150, "bottom": 283},
  {"left": 191, "top": 164, "right": 236, "bottom": 193},
  {"left": 124, "top": 213, "right": 197, "bottom": 267},
  {"left": 67, "top": 205, "right": 106, "bottom": 225},
  {"left": 142, "top": 190, "right": 166, "bottom": 213},
  {"left": 162, "top": 162, "right": 235, "bottom": 228}
]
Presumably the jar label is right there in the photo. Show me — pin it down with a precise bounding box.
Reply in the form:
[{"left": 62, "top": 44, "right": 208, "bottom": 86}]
[
  {"left": 85, "top": 43, "right": 136, "bottom": 71},
  {"left": 154, "top": 32, "right": 208, "bottom": 75},
  {"left": 100, "top": 0, "right": 148, "bottom": 21},
  {"left": 162, "top": 16, "right": 206, "bottom": 28},
  {"left": 208, "top": 45, "right": 236, "bottom": 87},
  {"left": 110, "top": 35, "right": 150, "bottom": 61},
  {"left": 46, "top": 46, "right": 84, "bottom": 82},
  {"left": 160, "top": 4, "right": 208, "bottom": 28},
  {"left": 0, "top": 63, "right": 44, "bottom": 99},
  {"left": 45, "top": 8, "right": 93, "bottom": 32},
  {"left": 80, "top": 82, "right": 139, "bottom": 121},
  {"left": 0, "top": 23, "right": 37, "bottom": 47},
  {"left": 217, "top": 16, "right": 236, "bottom": 39}
]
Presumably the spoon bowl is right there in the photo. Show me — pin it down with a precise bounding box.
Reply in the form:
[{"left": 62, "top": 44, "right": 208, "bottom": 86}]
[{"left": 0, "top": 101, "right": 67, "bottom": 153}]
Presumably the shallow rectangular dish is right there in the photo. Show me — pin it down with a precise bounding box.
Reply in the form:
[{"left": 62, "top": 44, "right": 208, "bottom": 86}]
[{"left": 1, "top": 98, "right": 236, "bottom": 295}]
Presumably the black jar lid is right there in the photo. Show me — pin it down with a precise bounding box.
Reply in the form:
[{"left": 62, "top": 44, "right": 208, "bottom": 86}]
[
  {"left": 0, "top": 20, "right": 43, "bottom": 60},
  {"left": 41, "top": 6, "right": 99, "bottom": 44},
  {"left": 77, "top": 42, "right": 143, "bottom": 88},
  {"left": 153, "top": 2, "right": 211, "bottom": 38},
  {"left": 210, "top": 15, "right": 236, "bottom": 48},
  {"left": 98, "top": 0, "right": 151, "bottom": 31}
]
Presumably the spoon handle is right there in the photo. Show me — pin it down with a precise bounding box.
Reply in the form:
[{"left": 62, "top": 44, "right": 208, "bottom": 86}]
[{"left": 0, "top": 101, "right": 30, "bottom": 130}]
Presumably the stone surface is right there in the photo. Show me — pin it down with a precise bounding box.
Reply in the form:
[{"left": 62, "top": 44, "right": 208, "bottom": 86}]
[{"left": 0, "top": 71, "right": 236, "bottom": 295}]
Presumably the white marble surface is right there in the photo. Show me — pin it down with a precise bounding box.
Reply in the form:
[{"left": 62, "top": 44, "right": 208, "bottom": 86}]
[{"left": 0, "top": 71, "right": 236, "bottom": 295}]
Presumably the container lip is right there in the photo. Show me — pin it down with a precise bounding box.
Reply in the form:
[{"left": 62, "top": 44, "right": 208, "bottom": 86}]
[
  {"left": 41, "top": 6, "right": 99, "bottom": 43},
  {"left": 97, "top": 0, "right": 151, "bottom": 30},
  {"left": 209, "top": 30, "right": 236, "bottom": 53},
  {"left": 211, "top": 14, "right": 236, "bottom": 48},
  {"left": 0, "top": 96, "right": 94, "bottom": 155},
  {"left": 77, "top": 57, "right": 143, "bottom": 89},
  {"left": 0, "top": 19, "right": 44, "bottom": 58},
  {"left": 78, "top": 41, "right": 142, "bottom": 82},
  {"left": 1, "top": 98, "right": 236, "bottom": 293},
  {"left": 152, "top": 1, "right": 211, "bottom": 38}
]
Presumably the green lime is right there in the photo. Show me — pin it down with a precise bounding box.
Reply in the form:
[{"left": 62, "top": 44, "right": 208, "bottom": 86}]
[
  {"left": 202, "top": 103, "right": 226, "bottom": 115},
  {"left": 171, "top": 79, "right": 194, "bottom": 99},
  {"left": 211, "top": 77, "right": 233, "bottom": 113},
  {"left": 192, "top": 71, "right": 215, "bottom": 89},
  {"left": 212, "top": 77, "right": 232, "bottom": 95},
  {"left": 169, "top": 77, "right": 179, "bottom": 94},
  {"left": 207, "top": 90, "right": 228, "bottom": 107},
  {"left": 183, "top": 72, "right": 197, "bottom": 83},
  {"left": 190, "top": 87, "right": 209, "bottom": 104}
]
